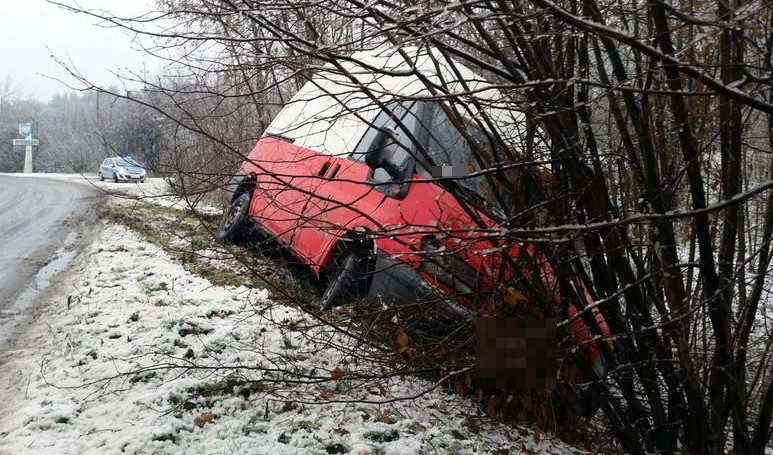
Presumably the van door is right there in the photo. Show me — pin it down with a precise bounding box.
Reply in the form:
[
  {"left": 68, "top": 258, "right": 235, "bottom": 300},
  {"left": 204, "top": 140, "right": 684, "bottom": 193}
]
[{"left": 290, "top": 102, "right": 423, "bottom": 269}]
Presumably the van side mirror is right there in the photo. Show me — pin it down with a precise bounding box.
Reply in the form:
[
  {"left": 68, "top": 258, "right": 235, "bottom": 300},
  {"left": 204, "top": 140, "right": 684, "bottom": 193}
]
[
  {"left": 364, "top": 128, "right": 404, "bottom": 181},
  {"left": 364, "top": 128, "right": 392, "bottom": 168}
]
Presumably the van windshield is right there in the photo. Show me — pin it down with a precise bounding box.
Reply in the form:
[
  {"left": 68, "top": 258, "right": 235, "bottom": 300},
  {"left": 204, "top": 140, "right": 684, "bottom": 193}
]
[{"left": 352, "top": 100, "right": 516, "bottom": 217}]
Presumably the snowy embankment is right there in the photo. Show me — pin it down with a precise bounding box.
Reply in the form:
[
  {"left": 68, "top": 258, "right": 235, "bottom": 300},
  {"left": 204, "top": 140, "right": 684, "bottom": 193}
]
[{"left": 0, "top": 174, "right": 582, "bottom": 455}]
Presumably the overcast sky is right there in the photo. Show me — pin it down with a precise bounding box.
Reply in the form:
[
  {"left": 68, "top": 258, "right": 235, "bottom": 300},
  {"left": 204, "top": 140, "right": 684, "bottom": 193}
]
[{"left": 0, "top": 0, "right": 157, "bottom": 101}]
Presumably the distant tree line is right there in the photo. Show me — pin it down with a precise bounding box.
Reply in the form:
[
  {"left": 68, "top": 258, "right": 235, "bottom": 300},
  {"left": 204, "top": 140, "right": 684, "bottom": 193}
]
[{"left": 0, "top": 84, "right": 167, "bottom": 174}]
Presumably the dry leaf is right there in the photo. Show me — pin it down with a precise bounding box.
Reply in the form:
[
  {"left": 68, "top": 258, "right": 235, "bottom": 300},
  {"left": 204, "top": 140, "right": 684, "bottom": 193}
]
[
  {"left": 330, "top": 366, "right": 344, "bottom": 381},
  {"left": 462, "top": 415, "right": 480, "bottom": 433},
  {"left": 501, "top": 286, "right": 528, "bottom": 307},
  {"left": 485, "top": 396, "right": 499, "bottom": 418},
  {"left": 400, "top": 346, "right": 417, "bottom": 358},
  {"left": 396, "top": 328, "right": 410, "bottom": 349},
  {"left": 455, "top": 381, "right": 466, "bottom": 397},
  {"left": 395, "top": 328, "right": 416, "bottom": 358},
  {"left": 374, "top": 409, "right": 395, "bottom": 424},
  {"left": 194, "top": 411, "right": 214, "bottom": 427},
  {"left": 533, "top": 428, "right": 542, "bottom": 443},
  {"left": 318, "top": 388, "right": 335, "bottom": 399}
]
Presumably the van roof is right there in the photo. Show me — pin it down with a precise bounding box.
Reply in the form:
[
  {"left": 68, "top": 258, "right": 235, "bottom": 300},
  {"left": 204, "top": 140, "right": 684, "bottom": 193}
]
[
  {"left": 347, "top": 47, "right": 505, "bottom": 103},
  {"left": 264, "top": 47, "right": 523, "bottom": 157}
]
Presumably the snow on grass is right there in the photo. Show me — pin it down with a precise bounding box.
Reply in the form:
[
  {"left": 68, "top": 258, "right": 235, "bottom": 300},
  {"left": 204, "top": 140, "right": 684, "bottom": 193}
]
[{"left": 0, "top": 174, "right": 583, "bottom": 455}]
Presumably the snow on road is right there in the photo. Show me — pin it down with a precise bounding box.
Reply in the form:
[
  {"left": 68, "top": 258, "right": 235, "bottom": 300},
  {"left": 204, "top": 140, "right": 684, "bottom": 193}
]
[{"left": 0, "top": 174, "right": 581, "bottom": 455}]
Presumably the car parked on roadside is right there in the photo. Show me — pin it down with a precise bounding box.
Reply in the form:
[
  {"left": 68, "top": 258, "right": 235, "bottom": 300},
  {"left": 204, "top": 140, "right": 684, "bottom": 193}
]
[
  {"left": 217, "top": 47, "right": 611, "bottom": 373},
  {"left": 99, "top": 157, "right": 146, "bottom": 183}
]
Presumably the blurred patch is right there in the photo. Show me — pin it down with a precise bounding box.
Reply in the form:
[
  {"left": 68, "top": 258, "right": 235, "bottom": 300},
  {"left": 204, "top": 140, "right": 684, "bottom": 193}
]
[
  {"left": 430, "top": 164, "right": 467, "bottom": 178},
  {"left": 475, "top": 317, "right": 557, "bottom": 391}
]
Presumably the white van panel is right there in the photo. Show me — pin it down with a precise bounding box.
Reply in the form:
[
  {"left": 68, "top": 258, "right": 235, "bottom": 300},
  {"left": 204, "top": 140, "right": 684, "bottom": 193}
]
[
  {"left": 263, "top": 47, "right": 527, "bottom": 157},
  {"left": 264, "top": 72, "right": 380, "bottom": 157}
]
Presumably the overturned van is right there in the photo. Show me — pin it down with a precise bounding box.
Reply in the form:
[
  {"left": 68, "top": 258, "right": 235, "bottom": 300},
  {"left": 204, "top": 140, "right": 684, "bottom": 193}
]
[{"left": 218, "top": 47, "right": 610, "bottom": 371}]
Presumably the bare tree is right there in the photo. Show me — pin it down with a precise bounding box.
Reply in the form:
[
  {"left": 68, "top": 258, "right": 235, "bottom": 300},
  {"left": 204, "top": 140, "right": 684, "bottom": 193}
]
[{"left": 56, "top": 0, "right": 773, "bottom": 453}]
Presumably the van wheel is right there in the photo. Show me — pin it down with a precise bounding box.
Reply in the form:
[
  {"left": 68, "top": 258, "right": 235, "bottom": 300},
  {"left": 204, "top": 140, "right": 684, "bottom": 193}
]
[
  {"left": 113, "top": 173, "right": 119, "bottom": 183},
  {"left": 320, "top": 250, "right": 370, "bottom": 310},
  {"left": 217, "top": 193, "right": 252, "bottom": 244}
]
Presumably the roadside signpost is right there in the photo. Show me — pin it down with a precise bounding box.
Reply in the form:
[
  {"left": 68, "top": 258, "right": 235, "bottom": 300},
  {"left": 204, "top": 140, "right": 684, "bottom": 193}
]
[{"left": 12, "top": 122, "right": 39, "bottom": 173}]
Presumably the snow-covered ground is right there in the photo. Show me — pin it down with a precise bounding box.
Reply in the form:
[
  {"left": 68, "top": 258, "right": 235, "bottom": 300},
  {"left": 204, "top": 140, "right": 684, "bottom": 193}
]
[{"left": 0, "top": 174, "right": 583, "bottom": 455}]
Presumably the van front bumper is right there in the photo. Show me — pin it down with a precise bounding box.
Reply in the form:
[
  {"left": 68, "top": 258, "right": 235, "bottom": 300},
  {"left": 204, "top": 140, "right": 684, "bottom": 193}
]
[{"left": 367, "top": 253, "right": 471, "bottom": 322}]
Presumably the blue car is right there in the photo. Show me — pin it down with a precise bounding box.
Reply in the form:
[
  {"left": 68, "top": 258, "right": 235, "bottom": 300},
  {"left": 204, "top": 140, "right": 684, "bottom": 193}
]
[{"left": 98, "top": 157, "right": 146, "bottom": 183}]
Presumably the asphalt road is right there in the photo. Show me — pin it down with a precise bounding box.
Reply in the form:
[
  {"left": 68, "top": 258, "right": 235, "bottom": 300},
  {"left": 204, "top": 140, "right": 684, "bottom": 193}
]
[{"left": 0, "top": 175, "right": 101, "bottom": 345}]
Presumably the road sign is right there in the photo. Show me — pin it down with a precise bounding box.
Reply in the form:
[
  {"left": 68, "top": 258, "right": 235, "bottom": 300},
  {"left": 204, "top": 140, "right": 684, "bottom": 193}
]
[
  {"left": 19, "top": 123, "right": 32, "bottom": 139},
  {"left": 12, "top": 139, "right": 40, "bottom": 147}
]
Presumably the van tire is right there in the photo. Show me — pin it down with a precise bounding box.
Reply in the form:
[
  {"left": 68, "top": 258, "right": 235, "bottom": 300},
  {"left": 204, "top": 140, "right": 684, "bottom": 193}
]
[
  {"left": 217, "top": 193, "right": 252, "bottom": 244},
  {"left": 320, "top": 251, "right": 369, "bottom": 310}
]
